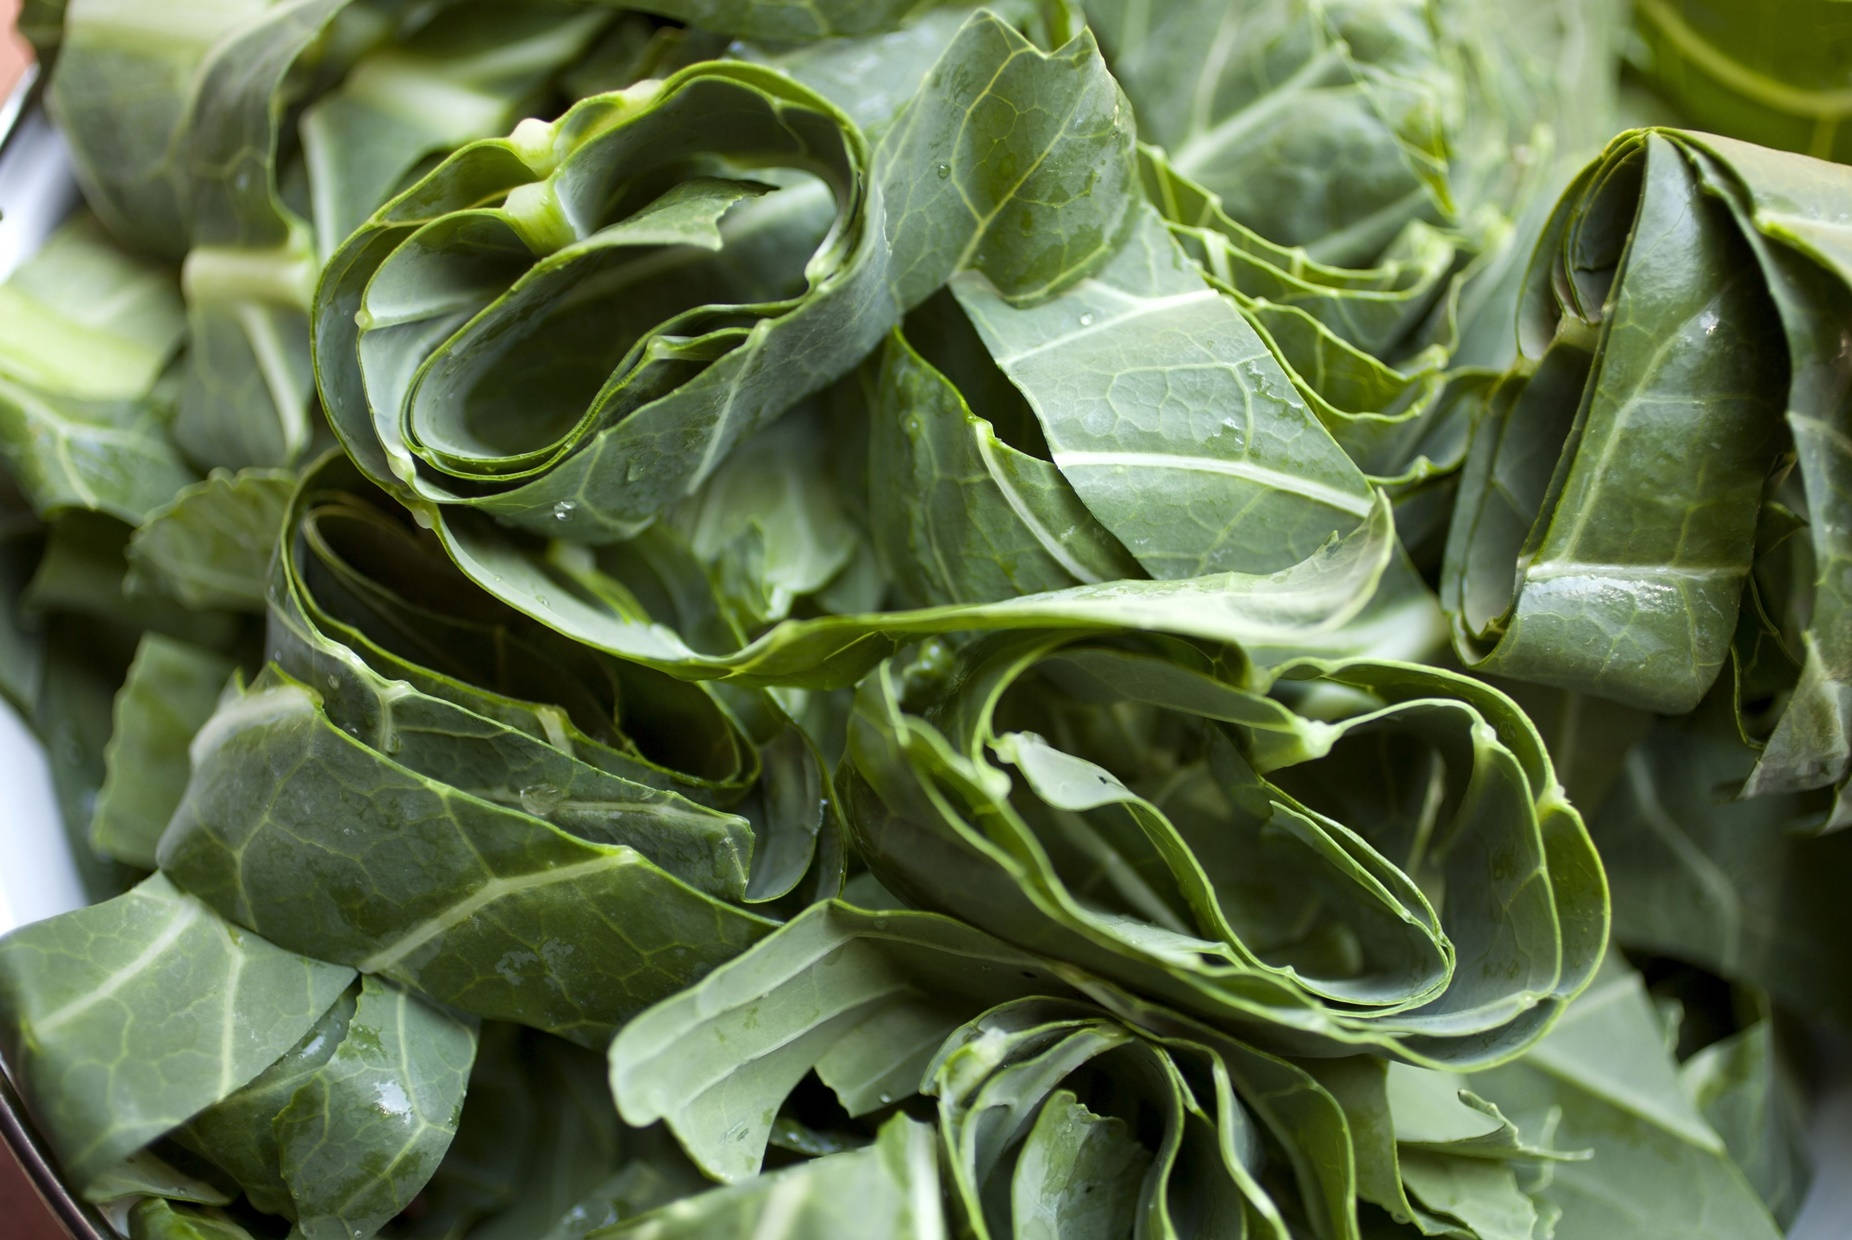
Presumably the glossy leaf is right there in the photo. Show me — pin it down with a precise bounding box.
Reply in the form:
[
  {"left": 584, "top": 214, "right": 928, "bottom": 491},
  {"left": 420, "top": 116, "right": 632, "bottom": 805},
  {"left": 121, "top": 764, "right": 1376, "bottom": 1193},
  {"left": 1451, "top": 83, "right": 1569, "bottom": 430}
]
[
  {"left": 158, "top": 668, "right": 776, "bottom": 1046},
  {"left": 272, "top": 976, "right": 475, "bottom": 1240}
]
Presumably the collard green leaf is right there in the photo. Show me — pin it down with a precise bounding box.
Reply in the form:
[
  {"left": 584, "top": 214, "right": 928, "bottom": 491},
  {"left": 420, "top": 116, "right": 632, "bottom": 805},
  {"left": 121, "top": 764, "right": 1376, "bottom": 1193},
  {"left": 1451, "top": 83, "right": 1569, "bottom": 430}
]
[
  {"left": 168, "top": 0, "right": 349, "bottom": 470},
  {"left": 0, "top": 213, "right": 184, "bottom": 401},
  {"left": 610, "top": 902, "right": 1357, "bottom": 1240},
  {"left": 125, "top": 468, "right": 296, "bottom": 612},
  {"left": 948, "top": 204, "right": 1379, "bottom": 580},
  {"left": 0, "top": 874, "right": 355, "bottom": 1195},
  {"left": 169, "top": 975, "right": 476, "bottom": 1240},
  {"left": 255, "top": 455, "right": 844, "bottom": 906},
  {"left": 431, "top": 481, "right": 1396, "bottom": 689},
  {"left": 1082, "top": 0, "right": 1461, "bottom": 263},
  {"left": 610, "top": 902, "right": 1075, "bottom": 1181},
  {"left": 589, "top": 0, "right": 967, "bottom": 43},
  {"left": 1630, "top": 0, "right": 1852, "bottom": 163},
  {"left": 863, "top": 200, "right": 1401, "bottom": 613},
  {"left": 1443, "top": 131, "right": 1785, "bottom": 714},
  {"left": 5, "top": 8, "right": 1838, "bottom": 1239},
  {"left": 299, "top": 4, "right": 614, "bottom": 257},
  {"left": 1312, "top": 1056, "right": 1570, "bottom": 1239},
  {"left": 842, "top": 632, "right": 1603, "bottom": 1066},
  {"left": 1585, "top": 706, "right": 1852, "bottom": 1027},
  {"left": 1103, "top": 0, "right": 1624, "bottom": 521},
  {"left": 413, "top": 1027, "right": 706, "bottom": 1240},
  {"left": 661, "top": 397, "right": 865, "bottom": 633},
  {"left": 613, "top": 900, "right": 1570, "bottom": 1240},
  {"left": 46, "top": 0, "right": 615, "bottom": 473},
  {"left": 1467, "top": 962, "right": 1783, "bottom": 1240},
  {"left": 1679, "top": 1019, "right": 1812, "bottom": 1227},
  {"left": 0, "top": 364, "right": 196, "bottom": 527},
  {"left": 89, "top": 634, "right": 236, "bottom": 869},
  {"left": 158, "top": 669, "right": 775, "bottom": 1045},
  {"left": 22, "top": 513, "right": 242, "bottom": 661},
  {"left": 590, "top": 1114, "right": 945, "bottom": 1240},
  {"left": 272, "top": 976, "right": 476, "bottom": 1240},
  {"left": 869, "top": 304, "right": 1138, "bottom": 608},
  {"left": 47, "top": 1, "right": 274, "bottom": 260},
  {"left": 31, "top": 617, "right": 148, "bottom": 903},
  {"left": 1444, "top": 129, "right": 1852, "bottom": 832},
  {"left": 315, "top": 13, "right": 1136, "bottom": 542},
  {"left": 127, "top": 1199, "right": 258, "bottom": 1240},
  {"left": 1139, "top": 149, "right": 1465, "bottom": 493},
  {"left": 1082, "top": 0, "right": 1617, "bottom": 277},
  {"left": 176, "top": 989, "right": 359, "bottom": 1220},
  {"left": 0, "top": 213, "right": 194, "bottom": 523}
]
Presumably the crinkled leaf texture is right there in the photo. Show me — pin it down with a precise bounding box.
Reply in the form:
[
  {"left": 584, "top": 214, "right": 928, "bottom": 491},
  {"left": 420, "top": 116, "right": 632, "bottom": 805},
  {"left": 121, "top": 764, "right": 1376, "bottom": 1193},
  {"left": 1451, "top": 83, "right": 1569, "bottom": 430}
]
[
  {"left": 843, "top": 632, "right": 1604, "bottom": 1067},
  {"left": 612, "top": 901, "right": 1571, "bottom": 1240},
  {"left": 1443, "top": 128, "right": 1852, "bottom": 826},
  {"left": 315, "top": 12, "right": 1137, "bottom": 542}
]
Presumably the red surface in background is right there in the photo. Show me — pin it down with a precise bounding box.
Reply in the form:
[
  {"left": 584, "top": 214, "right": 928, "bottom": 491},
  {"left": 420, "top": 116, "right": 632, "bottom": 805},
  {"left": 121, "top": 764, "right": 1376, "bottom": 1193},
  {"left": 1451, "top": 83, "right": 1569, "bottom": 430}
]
[
  {"left": 0, "top": 1, "right": 23, "bottom": 95},
  {"left": 3, "top": 1142, "right": 75, "bottom": 1240}
]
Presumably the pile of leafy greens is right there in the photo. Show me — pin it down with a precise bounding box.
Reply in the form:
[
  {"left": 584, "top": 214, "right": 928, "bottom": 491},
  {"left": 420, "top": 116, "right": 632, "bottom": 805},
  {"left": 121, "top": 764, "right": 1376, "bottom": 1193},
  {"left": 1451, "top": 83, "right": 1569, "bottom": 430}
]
[{"left": 0, "top": 1, "right": 1846, "bottom": 1238}]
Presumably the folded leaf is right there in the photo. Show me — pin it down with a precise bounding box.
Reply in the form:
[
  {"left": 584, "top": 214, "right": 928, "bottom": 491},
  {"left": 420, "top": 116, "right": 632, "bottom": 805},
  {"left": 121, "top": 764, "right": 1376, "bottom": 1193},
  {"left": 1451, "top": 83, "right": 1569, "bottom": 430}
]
[
  {"left": 315, "top": 12, "right": 1136, "bottom": 543},
  {"left": 158, "top": 668, "right": 775, "bottom": 1046},
  {"left": 1444, "top": 129, "right": 1852, "bottom": 827},
  {"left": 1467, "top": 962, "right": 1783, "bottom": 1240},
  {"left": 843, "top": 632, "right": 1604, "bottom": 1065},
  {"left": 1585, "top": 705, "right": 1852, "bottom": 1026},
  {"left": 0, "top": 874, "right": 355, "bottom": 1195}
]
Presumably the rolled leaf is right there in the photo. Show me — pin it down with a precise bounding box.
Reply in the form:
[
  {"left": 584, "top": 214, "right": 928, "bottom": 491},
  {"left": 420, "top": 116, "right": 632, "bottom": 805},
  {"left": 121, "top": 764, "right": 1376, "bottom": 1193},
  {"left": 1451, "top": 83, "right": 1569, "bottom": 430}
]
[
  {"left": 612, "top": 902, "right": 1571, "bottom": 1240},
  {"left": 843, "top": 632, "right": 1604, "bottom": 1066},
  {"left": 1442, "top": 129, "right": 1852, "bottom": 823},
  {"left": 314, "top": 13, "right": 1137, "bottom": 542}
]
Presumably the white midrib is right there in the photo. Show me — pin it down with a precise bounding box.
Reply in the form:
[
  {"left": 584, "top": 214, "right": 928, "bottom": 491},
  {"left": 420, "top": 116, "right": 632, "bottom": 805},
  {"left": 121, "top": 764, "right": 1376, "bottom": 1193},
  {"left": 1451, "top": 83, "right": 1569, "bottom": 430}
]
[
  {"left": 1523, "top": 559, "right": 1739, "bottom": 583},
  {"left": 746, "top": 1173, "right": 810, "bottom": 1240},
  {"left": 975, "top": 434, "right": 1104, "bottom": 583},
  {"left": 218, "top": 951, "right": 246, "bottom": 1096},
  {"left": 1056, "top": 450, "right": 1375, "bottom": 517},
  {"left": 34, "top": 900, "right": 202, "bottom": 1035},
  {"left": 991, "top": 287, "right": 1222, "bottom": 366},
  {"left": 358, "top": 855, "right": 616, "bottom": 973}
]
